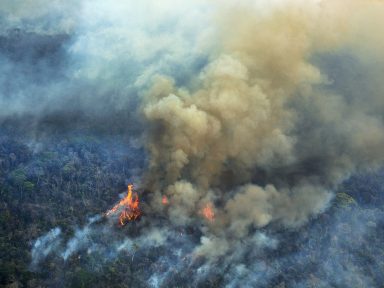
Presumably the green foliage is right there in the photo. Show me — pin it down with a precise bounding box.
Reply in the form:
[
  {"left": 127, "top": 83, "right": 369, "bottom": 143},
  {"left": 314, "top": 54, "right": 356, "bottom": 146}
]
[
  {"left": 41, "top": 151, "right": 57, "bottom": 161},
  {"left": 0, "top": 135, "right": 137, "bottom": 287},
  {"left": 23, "top": 181, "right": 35, "bottom": 192},
  {"left": 62, "top": 162, "right": 76, "bottom": 174},
  {"left": 0, "top": 186, "right": 11, "bottom": 201},
  {"left": 0, "top": 263, "right": 16, "bottom": 285},
  {"left": 0, "top": 262, "right": 34, "bottom": 287},
  {"left": 9, "top": 168, "right": 27, "bottom": 185},
  {"left": 0, "top": 208, "right": 11, "bottom": 228},
  {"left": 335, "top": 192, "right": 358, "bottom": 209},
  {"left": 70, "top": 269, "right": 97, "bottom": 288}
]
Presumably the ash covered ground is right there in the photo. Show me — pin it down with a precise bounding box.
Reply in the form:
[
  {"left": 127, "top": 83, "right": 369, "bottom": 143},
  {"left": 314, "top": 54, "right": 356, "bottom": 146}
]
[{"left": 1, "top": 1, "right": 384, "bottom": 287}]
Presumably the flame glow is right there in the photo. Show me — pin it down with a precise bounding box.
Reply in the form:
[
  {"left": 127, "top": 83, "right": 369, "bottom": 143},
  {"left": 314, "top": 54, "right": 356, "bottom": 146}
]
[
  {"left": 201, "top": 203, "right": 215, "bottom": 222},
  {"left": 105, "top": 184, "right": 141, "bottom": 226},
  {"left": 162, "top": 195, "right": 169, "bottom": 205}
]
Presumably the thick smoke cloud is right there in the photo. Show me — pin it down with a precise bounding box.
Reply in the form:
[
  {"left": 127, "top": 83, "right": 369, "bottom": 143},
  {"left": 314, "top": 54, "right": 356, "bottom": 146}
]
[
  {"left": 141, "top": 0, "right": 384, "bottom": 261},
  {"left": 0, "top": 0, "right": 211, "bottom": 135}
]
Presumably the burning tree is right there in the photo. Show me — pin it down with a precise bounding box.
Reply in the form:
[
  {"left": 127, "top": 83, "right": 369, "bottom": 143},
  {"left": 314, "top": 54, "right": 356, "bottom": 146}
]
[{"left": 105, "top": 184, "right": 141, "bottom": 226}]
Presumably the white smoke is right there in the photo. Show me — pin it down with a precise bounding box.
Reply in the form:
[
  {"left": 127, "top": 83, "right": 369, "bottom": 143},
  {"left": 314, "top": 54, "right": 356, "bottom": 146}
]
[{"left": 31, "top": 227, "right": 62, "bottom": 267}]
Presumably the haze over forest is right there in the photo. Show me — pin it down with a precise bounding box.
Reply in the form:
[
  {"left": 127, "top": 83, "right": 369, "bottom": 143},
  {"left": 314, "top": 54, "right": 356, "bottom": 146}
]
[{"left": 1, "top": 1, "right": 384, "bottom": 287}]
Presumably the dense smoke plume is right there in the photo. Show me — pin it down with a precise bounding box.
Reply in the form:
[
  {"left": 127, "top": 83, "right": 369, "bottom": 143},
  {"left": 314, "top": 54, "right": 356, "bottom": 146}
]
[
  {"left": 142, "top": 0, "right": 384, "bottom": 257},
  {"left": 2, "top": 0, "right": 384, "bottom": 286}
]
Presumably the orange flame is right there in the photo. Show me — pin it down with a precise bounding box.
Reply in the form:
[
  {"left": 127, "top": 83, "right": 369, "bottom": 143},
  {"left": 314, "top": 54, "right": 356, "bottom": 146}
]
[
  {"left": 162, "top": 195, "right": 169, "bottom": 205},
  {"left": 201, "top": 202, "right": 215, "bottom": 222},
  {"left": 105, "top": 184, "right": 141, "bottom": 226}
]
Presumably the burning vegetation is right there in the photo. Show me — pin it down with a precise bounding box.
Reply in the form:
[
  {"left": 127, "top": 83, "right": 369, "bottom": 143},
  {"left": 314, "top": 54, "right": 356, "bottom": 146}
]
[
  {"left": 162, "top": 195, "right": 169, "bottom": 205},
  {"left": 201, "top": 203, "right": 215, "bottom": 222},
  {"left": 105, "top": 183, "right": 215, "bottom": 226},
  {"left": 105, "top": 184, "right": 141, "bottom": 226}
]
